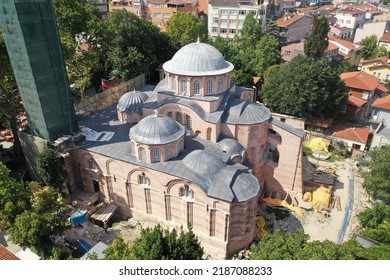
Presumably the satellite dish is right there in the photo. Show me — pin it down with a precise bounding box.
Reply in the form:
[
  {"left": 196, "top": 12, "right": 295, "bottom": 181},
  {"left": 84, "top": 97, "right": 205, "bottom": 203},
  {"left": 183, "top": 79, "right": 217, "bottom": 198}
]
[{"left": 357, "top": 66, "right": 362, "bottom": 71}]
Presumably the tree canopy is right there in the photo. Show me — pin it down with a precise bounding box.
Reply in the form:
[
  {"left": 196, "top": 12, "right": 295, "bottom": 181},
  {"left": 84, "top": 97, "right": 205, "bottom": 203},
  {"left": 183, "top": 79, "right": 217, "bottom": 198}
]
[
  {"left": 262, "top": 55, "right": 347, "bottom": 118},
  {"left": 166, "top": 12, "right": 208, "bottom": 48},
  {"left": 36, "top": 147, "right": 65, "bottom": 192},
  {"left": 252, "top": 35, "right": 281, "bottom": 78},
  {"left": 104, "top": 225, "right": 204, "bottom": 260},
  {"left": 362, "top": 145, "right": 390, "bottom": 203},
  {"left": 304, "top": 16, "right": 329, "bottom": 60},
  {"left": 359, "top": 35, "right": 378, "bottom": 59}
]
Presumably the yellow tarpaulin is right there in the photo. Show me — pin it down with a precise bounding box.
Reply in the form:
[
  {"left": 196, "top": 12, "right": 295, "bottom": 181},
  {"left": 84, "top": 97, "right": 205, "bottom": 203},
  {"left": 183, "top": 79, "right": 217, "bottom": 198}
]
[
  {"left": 256, "top": 216, "right": 267, "bottom": 239},
  {"left": 261, "top": 197, "right": 304, "bottom": 218},
  {"left": 306, "top": 137, "right": 330, "bottom": 154},
  {"left": 311, "top": 186, "right": 331, "bottom": 209}
]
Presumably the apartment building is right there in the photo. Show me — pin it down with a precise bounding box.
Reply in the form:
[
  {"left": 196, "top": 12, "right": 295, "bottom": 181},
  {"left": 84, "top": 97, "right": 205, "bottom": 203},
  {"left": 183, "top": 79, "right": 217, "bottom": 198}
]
[
  {"left": 95, "top": 0, "right": 109, "bottom": 19},
  {"left": 110, "top": 0, "right": 148, "bottom": 19},
  {"left": 208, "top": 0, "right": 274, "bottom": 40}
]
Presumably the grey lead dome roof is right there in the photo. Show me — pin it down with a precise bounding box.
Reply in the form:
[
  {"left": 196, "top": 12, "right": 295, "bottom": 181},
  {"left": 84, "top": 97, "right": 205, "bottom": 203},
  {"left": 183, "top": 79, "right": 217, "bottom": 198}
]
[
  {"left": 163, "top": 42, "right": 234, "bottom": 76},
  {"left": 183, "top": 150, "right": 225, "bottom": 175},
  {"left": 217, "top": 138, "right": 245, "bottom": 158},
  {"left": 117, "top": 90, "right": 148, "bottom": 114},
  {"left": 129, "top": 114, "right": 185, "bottom": 145}
]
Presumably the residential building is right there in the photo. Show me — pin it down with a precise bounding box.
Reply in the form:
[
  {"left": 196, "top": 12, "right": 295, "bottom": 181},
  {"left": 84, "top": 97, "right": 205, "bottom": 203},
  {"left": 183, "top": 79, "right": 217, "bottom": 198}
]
[
  {"left": 351, "top": 4, "right": 384, "bottom": 23},
  {"left": 340, "top": 71, "right": 388, "bottom": 121},
  {"left": 296, "top": 6, "right": 318, "bottom": 16},
  {"left": 360, "top": 57, "right": 390, "bottom": 83},
  {"left": 353, "top": 21, "right": 388, "bottom": 44},
  {"left": 331, "top": 123, "right": 371, "bottom": 152},
  {"left": 0, "top": 0, "right": 78, "bottom": 141},
  {"left": 110, "top": 0, "right": 148, "bottom": 19},
  {"left": 329, "top": 25, "right": 354, "bottom": 41},
  {"left": 198, "top": 0, "right": 208, "bottom": 13},
  {"left": 148, "top": 0, "right": 199, "bottom": 31},
  {"left": 95, "top": 0, "right": 109, "bottom": 19},
  {"left": 65, "top": 42, "right": 304, "bottom": 258},
  {"left": 329, "top": 35, "right": 364, "bottom": 66},
  {"left": 305, "top": 117, "right": 333, "bottom": 134},
  {"left": 335, "top": 6, "right": 366, "bottom": 30},
  {"left": 281, "top": 41, "right": 339, "bottom": 62},
  {"left": 280, "top": 0, "right": 296, "bottom": 12},
  {"left": 316, "top": 4, "right": 337, "bottom": 16},
  {"left": 208, "top": 0, "right": 274, "bottom": 40},
  {"left": 378, "top": 31, "right": 390, "bottom": 52},
  {"left": 370, "top": 95, "right": 390, "bottom": 148},
  {"left": 276, "top": 13, "right": 312, "bottom": 44},
  {"left": 373, "top": 12, "right": 390, "bottom": 23},
  {"left": 0, "top": 245, "right": 19, "bottom": 260}
]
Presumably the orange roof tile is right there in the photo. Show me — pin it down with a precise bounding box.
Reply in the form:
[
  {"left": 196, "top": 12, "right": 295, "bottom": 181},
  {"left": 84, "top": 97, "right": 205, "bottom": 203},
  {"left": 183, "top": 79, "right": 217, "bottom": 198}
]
[
  {"left": 340, "top": 71, "right": 381, "bottom": 91},
  {"left": 0, "top": 245, "right": 20, "bottom": 260},
  {"left": 361, "top": 57, "right": 390, "bottom": 69},
  {"left": 372, "top": 94, "right": 390, "bottom": 110},
  {"left": 328, "top": 35, "right": 364, "bottom": 51},
  {"left": 348, "top": 95, "right": 367, "bottom": 107},
  {"left": 317, "top": 5, "right": 337, "bottom": 12},
  {"left": 337, "top": 7, "right": 365, "bottom": 14},
  {"left": 332, "top": 124, "right": 370, "bottom": 144},
  {"left": 276, "top": 13, "right": 305, "bottom": 28},
  {"left": 380, "top": 31, "right": 390, "bottom": 43},
  {"left": 327, "top": 41, "right": 339, "bottom": 51},
  {"left": 377, "top": 84, "right": 389, "bottom": 94},
  {"left": 306, "top": 117, "right": 333, "bottom": 128}
]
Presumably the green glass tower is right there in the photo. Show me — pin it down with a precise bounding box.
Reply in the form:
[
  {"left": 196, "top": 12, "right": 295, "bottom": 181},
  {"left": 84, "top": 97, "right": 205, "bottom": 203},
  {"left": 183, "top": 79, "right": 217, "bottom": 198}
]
[{"left": 0, "top": 0, "right": 78, "bottom": 141}]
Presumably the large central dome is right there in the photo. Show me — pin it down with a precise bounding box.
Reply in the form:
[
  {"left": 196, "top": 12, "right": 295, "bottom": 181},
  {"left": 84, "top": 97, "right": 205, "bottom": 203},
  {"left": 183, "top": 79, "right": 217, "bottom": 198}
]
[{"left": 163, "top": 42, "right": 234, "bottom": 76}]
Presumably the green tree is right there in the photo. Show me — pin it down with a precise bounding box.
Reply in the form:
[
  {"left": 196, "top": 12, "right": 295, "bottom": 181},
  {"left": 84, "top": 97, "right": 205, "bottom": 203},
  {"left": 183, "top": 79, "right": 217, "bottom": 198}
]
[
  {"left": 262, "top": 55, "right": 347, "bottom": 118},
  {"left": 296, "top": 240, "right": 365, "bottom": 260},
  {"left": 36, "top": 147, "right": 65, "bottom": 192},
  {"left": 359, "top": 35, "right": 378, "bottom": 59},
  {"left": 11, "top": 182, "right": 72, "bottom": 255},
  {"left": 304, "top": 16, "right": 329, "bottom": 60},
  {"left": 0, "top": 162, "right": 29, "bottom": 231},
  {"left": 362, "top": 146, "right": 390, "bottom": 203},
  {"left": 357, "top": 202, "right": 390, "bottom": 244},
  {"left": 374, "top": 46, "right": 389, "bottom": 58},
  {"left": 253, "top": 35, "right": 281, "bottom": 77},
  {"left": 166, "top": 12, "right": 208, "bottom": 48},
  {"left": 104, "top": 237, "right": 133, "bottom": 260},
  {"left": 175, "top": 226, "right": 204, "bottom": 260},
  {"left": 231, "top": 69, "right": 254, "bottom": 88},
  {"left": 239, "top": 13, "right": 262, "bottom": 51},
  {"left": 212, "top": 36, "right": 241, "bottom": 67},
  {"left": 263, "top": 20, "right": 279, "bottom": 39}
]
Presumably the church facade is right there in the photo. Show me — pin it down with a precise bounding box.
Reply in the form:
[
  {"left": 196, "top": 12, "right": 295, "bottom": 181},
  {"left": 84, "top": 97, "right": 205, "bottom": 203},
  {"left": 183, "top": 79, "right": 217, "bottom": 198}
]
[{"left": 65, "top": 42, "right": 304, "bottom": 258}]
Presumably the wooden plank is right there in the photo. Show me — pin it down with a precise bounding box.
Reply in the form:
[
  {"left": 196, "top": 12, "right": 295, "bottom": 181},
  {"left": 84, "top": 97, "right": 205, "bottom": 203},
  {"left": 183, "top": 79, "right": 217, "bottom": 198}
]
[{"left": 91, "top": 203, "right": 117, "bottom": 223}]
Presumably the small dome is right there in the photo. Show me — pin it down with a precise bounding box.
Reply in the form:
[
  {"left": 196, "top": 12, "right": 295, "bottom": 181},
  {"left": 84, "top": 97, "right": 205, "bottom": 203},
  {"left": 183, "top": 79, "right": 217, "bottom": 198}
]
[
  {"left": 129, "top": 113, "right": 185, "bottom": 145},
  {"left": 217, "top": 138, "right": 245, "bottom": 158},
  {"left": 163, "top": 42, "right": 234, "bottom": 76},
  {"left": 117, "top": 90, "right": 148, "bottom": 114},
  {"left": 183, "top": 150, "right": 225, "bottom": 175}
]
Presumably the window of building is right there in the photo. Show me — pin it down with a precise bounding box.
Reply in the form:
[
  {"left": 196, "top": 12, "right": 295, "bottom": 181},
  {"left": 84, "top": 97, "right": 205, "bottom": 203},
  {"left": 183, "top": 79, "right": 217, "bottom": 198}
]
[
  {"left": 206, "top": 80, "right": 213, "bottom": 94},
  {"left": 220, "top": 28, "right": 227, "bottom": 33},
  {"left": 221, "top": 9, "right": 228, "bottom": 15},
  {"left": 167, "top": 146, "right": 173, "bottom": 159},
  {"left": 177, "top": 142, "right": 181, "bottom": 155},
  {"left": 239, "top": 10, "right": 246, "bottom": 15},
  {"left": 362, "top": 91, "right": 369, "bottom": 100},
  {"left": 181, "top": 80, "right": 187, "bottom": 95},
  {"left": 218, "top": 79, "right": 223, "bottom": 92},
  {"left": 152, "top": 3, "right": 163, "bottom": 8},
  {"left": 285, "top": 50, "right": 291, "bottom": 56},
  {"left": 176, "top": 112, "right": 183, "bottom": 124},
  {"left": 212, "top": 27, "right": 218, "bottom": 33},
  {"left": 163, "top": 13, "right": 171, "bottom": 18},
  {"left": 153, "top": 13, "right": 162, "bottom": 18},
  {"left": 229, "top": 29, "right": 236, "bottom": 34},
  {"left": 194, "top": 80, "right": 200, "bottom": 95},
  {"left": 186, "top": 115, "right": 192, "bottom": 131},
  {"left": 230, "top": 10, "right": 238, "bottom": 16},
  {"left": 153, "top": 149, "right": 161, "bottom": 162},
  {"left": 386, "top": 74, "right": 390, "bottom": 80},
  {"left": 139, "top": 147, "right": 147, "bottom": 161},
  {"left": 172, "top": 77, "right": 176, "bottom": 91},
  {"left": 221, "top": 19, "right": 228, "bottom": 25},
  {"left": 259, "top": 9, "right": 265, "bottom": 15},
  {"left": 138, "top": 172, "right": 150, "bottom": 185},
  {"left": 179, "top": 185, "right": 194, "bottom": 199},
  {"left": 154, "top": 22, "right": 161, "bottom": 27},
  {"left": 230, "top": 19, "right": 236, "bottom": 25},
  {"left": 167, "top": 112, "right": 173, "bottom": 119},
  {"left": 212, "top": 17, "right": 219, "bottom": 24}
]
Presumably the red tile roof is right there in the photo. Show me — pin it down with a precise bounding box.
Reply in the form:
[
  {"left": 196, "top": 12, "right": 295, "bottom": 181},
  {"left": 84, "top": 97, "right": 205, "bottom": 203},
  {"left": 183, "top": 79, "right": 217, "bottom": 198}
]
[
  {"left": 340, "top": 71, "right": 381, "bottom": 91},
  {"left": 332, "top": 124, "right": 370, "bottom": 144},
  {"left": 347, "top": 95, "right": 367, "bottom": 107},
  {"left": 328, "top": 35, "right": 364, "bottom": 51},
  {"left": 0, "top": 245, "right": 20, "bottom": 260},
  {"left": 276, "top": 13, "right": 305, "bottom": 28},
  {"left": 337, "top": 7, "right": 365, "bottom": 14},
  {"left": 372, "top": 94, "right": 390, "bottom": 110},
  {"left": 380, "top": 31, "right": 390, "bottom": 43},
  {"left": 306, "top": 117, "right": 333, "bottom": 128},
  {"left": 317, "top": 5, "right": 337, "bottom": 12},
  {"left": 361, "top": 57, "right": 390, "bottom": 69}
]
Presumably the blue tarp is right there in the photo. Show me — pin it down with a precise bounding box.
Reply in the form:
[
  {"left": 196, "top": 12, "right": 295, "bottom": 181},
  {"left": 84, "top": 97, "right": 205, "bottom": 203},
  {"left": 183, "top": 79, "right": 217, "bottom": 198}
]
[{"left": 70, "top": 210, "right": 86, "bottom": 226}]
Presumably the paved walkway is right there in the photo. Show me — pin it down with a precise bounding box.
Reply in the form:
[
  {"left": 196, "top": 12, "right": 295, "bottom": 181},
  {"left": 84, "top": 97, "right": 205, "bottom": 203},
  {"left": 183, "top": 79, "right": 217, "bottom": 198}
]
[{"left": 0, "top": 232, "right": 40, "bottom": 260}]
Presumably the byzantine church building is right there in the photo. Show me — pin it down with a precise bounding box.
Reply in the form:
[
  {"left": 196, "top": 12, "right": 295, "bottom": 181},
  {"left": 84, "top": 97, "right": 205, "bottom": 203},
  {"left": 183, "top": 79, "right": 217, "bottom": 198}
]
[{"left": 66, "top": 41, "right": 304, "bottom": 258}]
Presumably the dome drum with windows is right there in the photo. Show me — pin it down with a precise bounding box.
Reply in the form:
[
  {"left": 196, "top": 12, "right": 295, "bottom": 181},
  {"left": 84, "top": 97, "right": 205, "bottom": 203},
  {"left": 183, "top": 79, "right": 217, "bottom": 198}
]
[{"left": 129, "top": 111, "right": 185, "bottom": 163}]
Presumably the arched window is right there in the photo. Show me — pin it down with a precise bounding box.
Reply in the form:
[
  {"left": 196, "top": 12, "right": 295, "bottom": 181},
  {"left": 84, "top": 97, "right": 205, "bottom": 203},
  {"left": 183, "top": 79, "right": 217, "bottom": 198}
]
[
  {"left": 133, "top": 116, "right": 138, "bottom": 123},
  {"left": 181, "top": 80, "right": 187, "bottom": 95},
  {"left": 193, "top": 80, "right": 200, "bottom": 95},
  {"left": 167, "top": 112, "right": 173, "bottom": 119},
  {"left": 206, "top": 80, "right": 213, "bottom": 94},
  {"left": 139, "top": 147, "right": 147, "bottom": 161},
  {"left": 185, "top": 115, "right": 192, "bottom": 131},
  {"left": 172, "top": 77, "right": 176, "bottom": 91},
  {"left": 167, "top": 146, "right": 173, "bottom": 160},
  {"left": 176, "top": 112, "right": 182, "bottom": 124},
  {"left": 138, "top": 172, "right": 150, "bottom": 185},
  {"left": 130, "top": 142, "right": 135, "bottom": 155},
  {"left": 177, "top": 142, "right": 181, "bottom": 155},
  {"left": 218, "top": 79, "right": 223, "bottom": 93},
  {"left": 179, "top": 185, "right": 194, "bottom": 199},
  {"left": 153, "top": 149, "right": 161, "bottom": 163}
]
